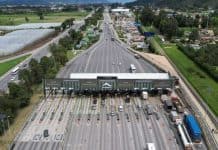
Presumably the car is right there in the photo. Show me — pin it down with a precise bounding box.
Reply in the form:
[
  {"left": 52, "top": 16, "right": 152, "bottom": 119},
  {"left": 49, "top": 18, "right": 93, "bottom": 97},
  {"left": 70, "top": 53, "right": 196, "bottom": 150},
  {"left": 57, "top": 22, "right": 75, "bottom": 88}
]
[
  {"left": 118, "top": 105, "right": 123, "bottom": 112},
  {"left": 91, "top": 105, "right": 96, "bottom": 110},
  {"left": 43, "top": 129, "right": 49, "bottom": 137},
  {"left": 10, "top": 76, "right": 16, "bottom": 81},
  {"left": 97, "top": 114, "right": 100, "bottom": 120},
  {"left": 88, "top": 114, "right": 91, "bottom": 121},
  {"left": 107, "top": 113, "right": 110, "bottom": 120},
  {"left": 111, "top": 112, "right": 115, "bottom": 116},
  {"left": 116, "top": 113, "right": 120, "bottom": 120}
]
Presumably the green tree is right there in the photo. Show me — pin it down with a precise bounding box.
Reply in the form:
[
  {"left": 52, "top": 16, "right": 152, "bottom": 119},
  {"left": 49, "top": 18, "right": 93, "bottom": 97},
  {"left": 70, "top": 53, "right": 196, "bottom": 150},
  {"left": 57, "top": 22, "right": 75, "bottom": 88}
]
[
  {"left": 29, "top": 59, "right": 43, "bottom": 84},
  {"left": 189, "top": 29, "right": 199, "bottom": 42},
  {"left": 37, "top": 12, "right": 44, "bottom": 20},
  {"left": 40, "top": 56, "right": 54, "bottom": 76},
  {"left": 140, "top": 7, "right": 154, "bottom": 26},
  {"left": 18, "top": 69, "right": 32, "bottom": 88},
  {"left": 25, "top": 16, "right": 29, "bottom": 22},
  {"left": 8, "top": 83, "right": 32, "bottom": 108},
  {"left": 159, "top": 17, "right": 179, "bottom": 39}
]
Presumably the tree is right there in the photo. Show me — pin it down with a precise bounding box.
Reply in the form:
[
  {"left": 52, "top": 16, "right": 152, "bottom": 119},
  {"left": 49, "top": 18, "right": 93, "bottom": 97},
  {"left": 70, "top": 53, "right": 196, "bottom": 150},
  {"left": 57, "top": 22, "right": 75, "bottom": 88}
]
[
  {"left": 140, "top": 7, "right": 155, "bottom": 26},
  {"left": 18, "top": 69, "right": 32, "bottom": 88},
  {"left": 8, "top": 83, "right": 32, "bottom": 107},
  {"left": 40, "top": 56, "right": 55, "bottom": 76},
  {"left": 29, "top": 59, "right": 43, "bottom": 84},
  {"left": 50, "top": 44, "right": 68, "bottom": 66},
  {"left": 37, "top": 12, "right": 44, "bottom": 20},
  {"left": 25, "top": 16, "right": 29, "bottom": 22},
  {"left": 189, "top": 29, "right": 199, "bottom": 42},
  {"left": 159, "top": 17, "right": 179, "bottom": 39}
]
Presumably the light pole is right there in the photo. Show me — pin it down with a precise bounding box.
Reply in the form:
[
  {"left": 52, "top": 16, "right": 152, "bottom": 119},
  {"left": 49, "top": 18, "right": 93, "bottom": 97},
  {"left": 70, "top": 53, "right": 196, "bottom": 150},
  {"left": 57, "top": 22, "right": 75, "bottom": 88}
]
[
  {"left": 7, "top": 116, "right": 11, "bottom": 134},
  {"left": 1, "top": 119, "right": 5, "bottom": 135}
]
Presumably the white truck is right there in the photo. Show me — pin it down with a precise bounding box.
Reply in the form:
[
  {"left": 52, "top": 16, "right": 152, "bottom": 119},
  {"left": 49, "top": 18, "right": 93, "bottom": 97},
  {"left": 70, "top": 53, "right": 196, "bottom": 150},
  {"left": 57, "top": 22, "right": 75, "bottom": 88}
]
[
  {"left": 146, "top": 143, "right": 156, "bottom": 150},
  {"left": 141, "top": 91, "right": 148, "bottom": 100}
]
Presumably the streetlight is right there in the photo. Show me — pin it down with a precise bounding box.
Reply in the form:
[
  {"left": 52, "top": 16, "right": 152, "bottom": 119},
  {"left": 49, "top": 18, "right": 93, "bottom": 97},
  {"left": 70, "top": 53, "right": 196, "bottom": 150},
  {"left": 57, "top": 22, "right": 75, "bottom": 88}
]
[
  {"left": 7, "top": 116, "right": 11, "bottom": 134},
  {"left": 1, "top": 119, "right": 5, "bottom": 135}
]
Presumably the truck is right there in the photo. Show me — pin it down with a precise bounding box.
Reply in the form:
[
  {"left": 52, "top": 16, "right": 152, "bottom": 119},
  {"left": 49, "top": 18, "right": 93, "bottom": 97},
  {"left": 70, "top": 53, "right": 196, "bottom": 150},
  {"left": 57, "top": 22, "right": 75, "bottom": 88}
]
[
  {"left": 125, "top": 95, "right": 130, "bottom": 103},
  {"left": 130, "top": 64, "right": 136, "bottom": 73},
  {"left": 173, "top": 101, "right": 184, "bottom": 113},
  {"left": 141, "top": 91, "right": 148, "bottom": 100},
  {"left": 177, "top": 124, "right": 193, "bottom": 150},
  {"left": 160, "top": 94, "right": 169, "bottom": 103},
  {"left": 134, "top": 54, "right": 140, "bottom": 59},
  {"left": 146, "top": 143, "right": 156, "bottom": 150},
  {"left": 184, "top": 114, "right": 202, "bottom": 142},
  {"left": 146, "top": 104, "right": 153, "bottom": 115}
]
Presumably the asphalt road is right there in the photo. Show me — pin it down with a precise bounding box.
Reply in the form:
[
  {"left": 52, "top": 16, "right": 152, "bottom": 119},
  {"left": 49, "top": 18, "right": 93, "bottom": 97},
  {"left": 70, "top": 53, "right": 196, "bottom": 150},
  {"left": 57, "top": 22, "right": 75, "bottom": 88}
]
[
  {"left": 12, "top": 95, "right": 182, "bottom": 150},
  {"left": 57, "top": 13, "right": 159, "bottom": 78},
  {"left": 0, "top": 13, "right": 93, "bottom": 91}
]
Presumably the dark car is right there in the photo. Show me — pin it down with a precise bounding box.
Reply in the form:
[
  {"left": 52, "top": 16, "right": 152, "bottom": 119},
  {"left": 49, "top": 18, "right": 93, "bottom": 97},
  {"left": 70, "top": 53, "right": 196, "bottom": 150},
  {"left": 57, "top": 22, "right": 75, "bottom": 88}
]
[{"left": 43, "top": 129, "right": 49, "bottom": 137}]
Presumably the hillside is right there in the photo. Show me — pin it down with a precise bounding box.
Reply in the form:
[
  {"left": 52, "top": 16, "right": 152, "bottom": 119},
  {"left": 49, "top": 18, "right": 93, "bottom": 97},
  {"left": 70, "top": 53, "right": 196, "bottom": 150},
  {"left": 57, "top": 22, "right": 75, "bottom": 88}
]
[{"left": 126, "top": 0, "right": 218, "bottom": 9}]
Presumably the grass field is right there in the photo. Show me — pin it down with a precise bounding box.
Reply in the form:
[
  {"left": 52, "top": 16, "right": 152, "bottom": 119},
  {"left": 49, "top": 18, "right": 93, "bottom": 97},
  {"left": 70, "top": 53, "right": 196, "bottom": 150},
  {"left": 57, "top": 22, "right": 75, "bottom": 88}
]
[
  {"left": 0, "top": 11, "right": 89, "bottom": 25},
  {"left": 0, "top": 55, "right": 30, "bottom": 77},
  {"left": 160, "top": 42, "right": 218, "bottom": 116}
]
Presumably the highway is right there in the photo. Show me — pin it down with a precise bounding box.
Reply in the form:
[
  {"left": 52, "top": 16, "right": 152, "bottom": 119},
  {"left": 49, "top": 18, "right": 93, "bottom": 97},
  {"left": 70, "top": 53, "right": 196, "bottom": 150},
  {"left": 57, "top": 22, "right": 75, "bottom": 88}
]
[
  {"left": 11, "top": 12, "right": 180, "bottom": 150},
  {"left": 12, "top": 94, "right": 181, "bottom": 150},
  {"left": 0, "top": 12, "right": 93, "bottom": 92},
  {"left": 57, "top": 13, "right": 159, "bottom": 78}
]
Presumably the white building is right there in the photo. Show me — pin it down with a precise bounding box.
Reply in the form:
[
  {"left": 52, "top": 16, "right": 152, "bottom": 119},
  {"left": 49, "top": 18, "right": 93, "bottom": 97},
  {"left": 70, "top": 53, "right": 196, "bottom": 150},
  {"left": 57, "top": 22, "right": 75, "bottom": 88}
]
[{"left": 111, "top": 7, "right": 130, "bottom": 14}]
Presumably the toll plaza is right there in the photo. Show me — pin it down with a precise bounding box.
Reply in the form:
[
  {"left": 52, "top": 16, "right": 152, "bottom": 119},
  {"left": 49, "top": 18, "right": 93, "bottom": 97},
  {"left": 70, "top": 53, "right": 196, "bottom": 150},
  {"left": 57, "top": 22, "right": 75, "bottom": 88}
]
[{"left": 43, "top": 73, "right": 176, "bottom": 96}]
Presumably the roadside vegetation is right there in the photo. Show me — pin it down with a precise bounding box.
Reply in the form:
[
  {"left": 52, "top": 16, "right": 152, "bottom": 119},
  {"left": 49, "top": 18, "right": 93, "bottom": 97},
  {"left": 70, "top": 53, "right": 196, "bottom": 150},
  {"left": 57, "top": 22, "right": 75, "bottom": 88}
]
[
  {"left": 0, "top": 55, "right": 30, "bottom": 77},
  {"left": 0, "top": 11, "right": 89, "bottom": 25}
]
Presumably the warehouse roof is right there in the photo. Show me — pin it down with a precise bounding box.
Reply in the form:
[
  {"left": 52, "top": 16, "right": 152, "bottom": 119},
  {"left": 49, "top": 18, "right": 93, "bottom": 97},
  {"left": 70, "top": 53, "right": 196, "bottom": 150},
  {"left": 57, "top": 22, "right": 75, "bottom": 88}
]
[{"left": 70, "top": 73, "right": 170, "bottom": 80}]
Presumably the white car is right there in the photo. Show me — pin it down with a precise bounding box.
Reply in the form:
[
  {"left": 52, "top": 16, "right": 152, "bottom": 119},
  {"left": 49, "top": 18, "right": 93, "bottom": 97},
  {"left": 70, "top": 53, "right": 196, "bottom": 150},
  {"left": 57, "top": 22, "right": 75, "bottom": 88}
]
[{"left": 10, "top": 76, "right": 16, "bottom": 81}]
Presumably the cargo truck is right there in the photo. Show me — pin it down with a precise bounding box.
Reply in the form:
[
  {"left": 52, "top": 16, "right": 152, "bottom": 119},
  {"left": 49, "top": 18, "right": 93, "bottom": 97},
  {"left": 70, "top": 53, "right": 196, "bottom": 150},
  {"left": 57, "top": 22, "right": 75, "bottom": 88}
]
[
  {"left": 184, "top": 114, "right": 202, "bottom": 142},
  {"left": 141, "top": 91, "right": 148, "bottom": 100},
  {"left": 146, "top": 143, "right": 156, "bottom": 150},
  {"left": 177, "top": 124, "right": 193, "bottom": 150}
]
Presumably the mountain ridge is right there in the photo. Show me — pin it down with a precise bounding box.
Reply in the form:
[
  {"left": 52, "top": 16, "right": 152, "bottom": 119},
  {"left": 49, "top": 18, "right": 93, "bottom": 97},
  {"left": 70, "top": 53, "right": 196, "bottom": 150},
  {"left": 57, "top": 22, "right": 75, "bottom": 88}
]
[{"left": 0, "top": 0, "right": 133, "bottom": 5}]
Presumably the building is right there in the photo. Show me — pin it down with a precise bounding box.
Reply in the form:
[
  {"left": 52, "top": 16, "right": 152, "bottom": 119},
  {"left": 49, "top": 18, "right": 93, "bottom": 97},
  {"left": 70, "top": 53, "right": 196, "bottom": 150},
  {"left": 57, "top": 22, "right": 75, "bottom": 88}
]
[{"left": 111, "top": 7, "right": 130, "bottom": 14}]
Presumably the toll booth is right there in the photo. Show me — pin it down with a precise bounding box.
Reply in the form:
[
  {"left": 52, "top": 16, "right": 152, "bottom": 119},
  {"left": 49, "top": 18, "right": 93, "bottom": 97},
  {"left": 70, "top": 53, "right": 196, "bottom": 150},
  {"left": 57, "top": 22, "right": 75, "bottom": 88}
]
[{"left": 43, "top": 73, "right": 175, "bottom": 96}]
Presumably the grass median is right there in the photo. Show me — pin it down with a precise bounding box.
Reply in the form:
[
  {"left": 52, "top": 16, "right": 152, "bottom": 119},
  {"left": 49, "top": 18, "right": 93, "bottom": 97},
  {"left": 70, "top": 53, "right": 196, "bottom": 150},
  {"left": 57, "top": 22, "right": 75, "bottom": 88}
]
[{"left": 0, "top": 55, "right": 30, "bottom": 77}]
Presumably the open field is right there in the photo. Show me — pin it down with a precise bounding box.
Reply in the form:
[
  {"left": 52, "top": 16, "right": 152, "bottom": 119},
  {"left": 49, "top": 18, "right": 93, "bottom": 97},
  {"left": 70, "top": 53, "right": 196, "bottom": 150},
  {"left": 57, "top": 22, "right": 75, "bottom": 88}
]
[
  {"left": 0, "top": 55, "right": 30, "bottom": 77},
  {"left": 0, "top": 11, "right": 89, "bottom": 25},
  {"left": 159, "top": 42, "right": 218, "bottom": 116}
]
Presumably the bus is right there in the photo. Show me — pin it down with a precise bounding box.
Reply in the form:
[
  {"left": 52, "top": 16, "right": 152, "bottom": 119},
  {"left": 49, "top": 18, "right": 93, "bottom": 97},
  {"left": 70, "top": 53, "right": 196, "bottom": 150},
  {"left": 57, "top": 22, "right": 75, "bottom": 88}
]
[
  {"left": 11, "top": 66, "right": 20, "bottom": 75},
  {"left": 130, "top": 64, "right": 136, "bottom": 73}
]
